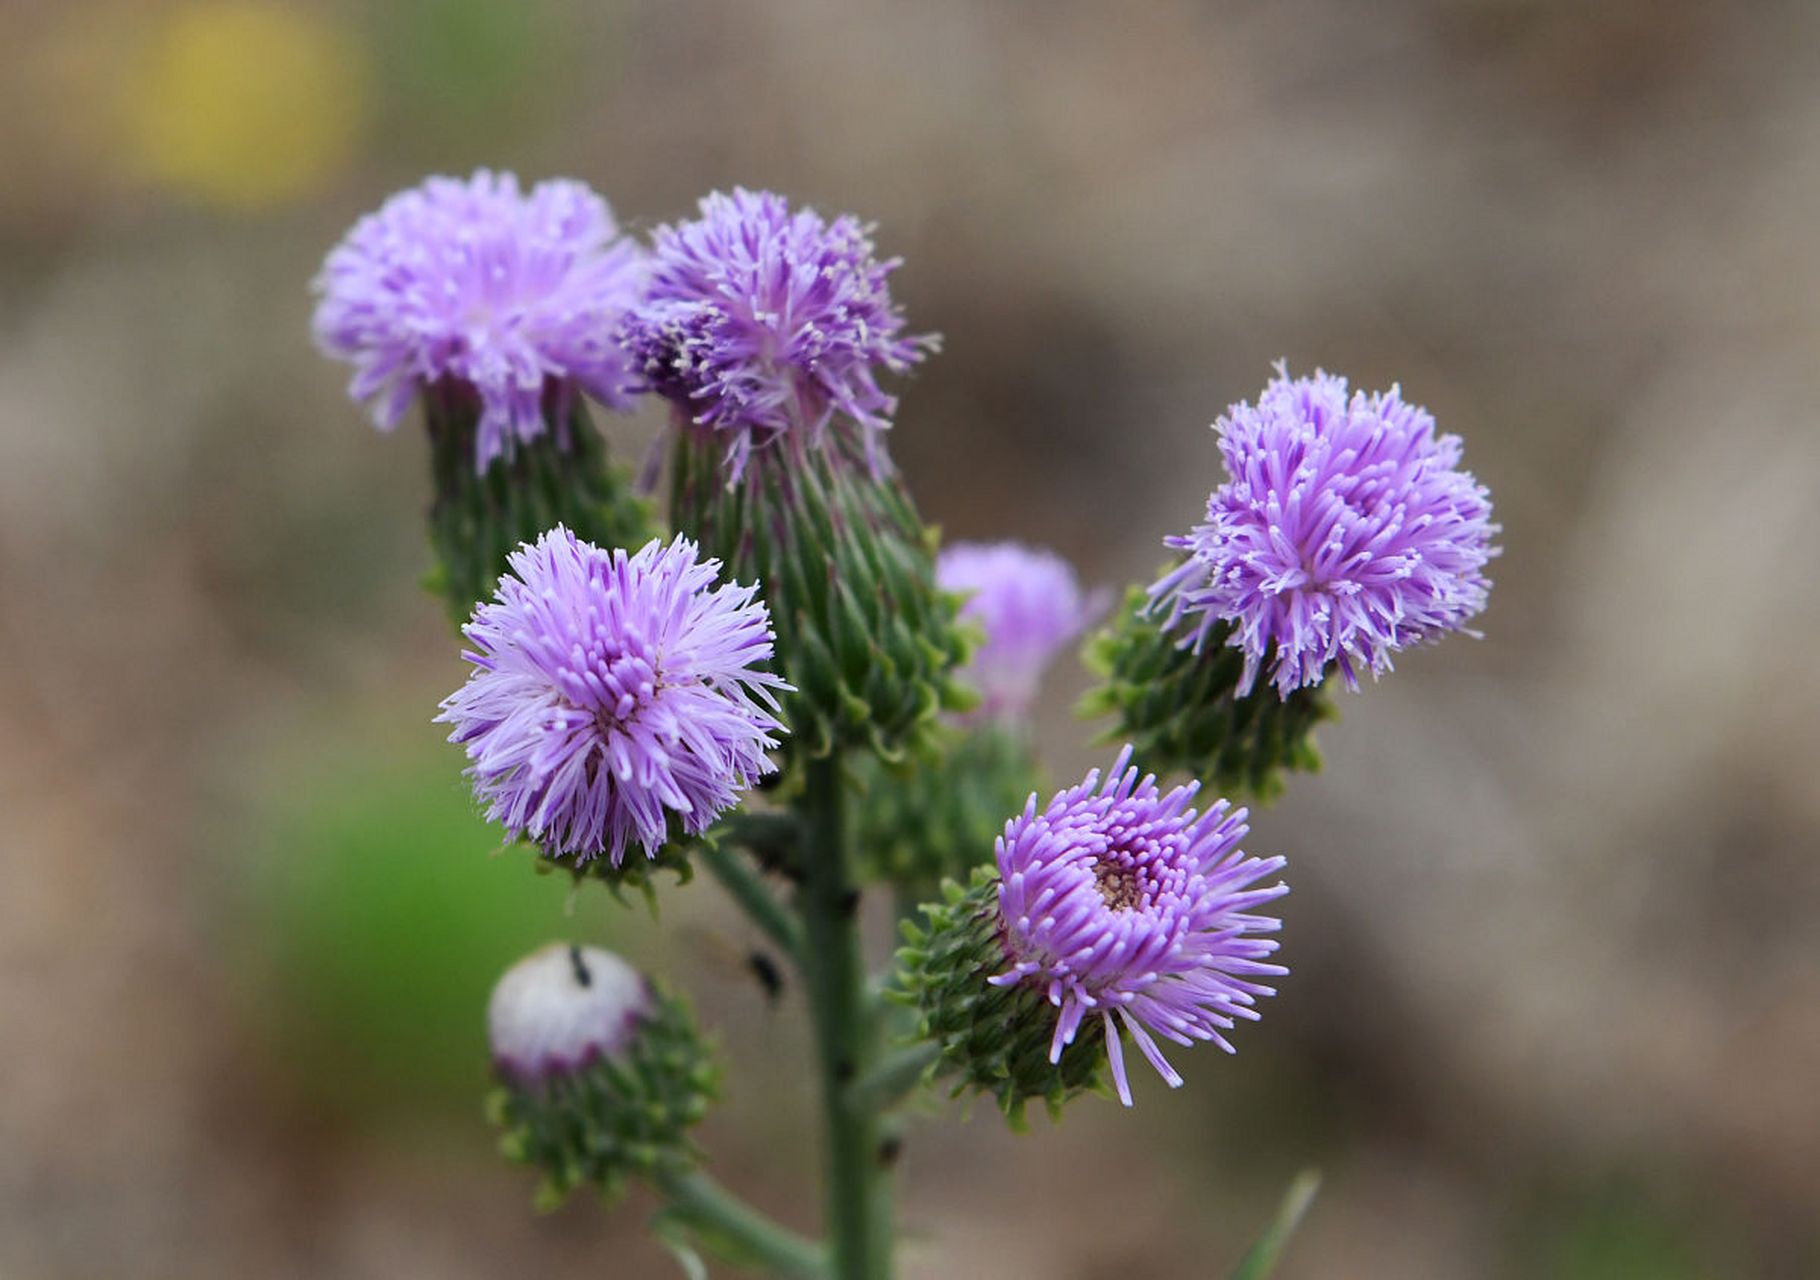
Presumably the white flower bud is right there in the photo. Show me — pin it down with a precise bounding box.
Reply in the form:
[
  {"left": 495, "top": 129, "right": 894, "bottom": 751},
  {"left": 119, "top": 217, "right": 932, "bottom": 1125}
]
[{"left": 487, "top": 943, "right": 651, "bottom": 1086}]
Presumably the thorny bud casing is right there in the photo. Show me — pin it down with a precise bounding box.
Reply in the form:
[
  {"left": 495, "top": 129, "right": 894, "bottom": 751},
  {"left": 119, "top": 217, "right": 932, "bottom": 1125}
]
[
  {"left": 1081, "top": 585, "right": 1332, "bottom": 798},
  {"left": 311, "top": 170, "right": 654, "bottom": 623},
  {"left": 487, "top": 944, "right": 717, "bottom": 1206},
  {"left": 632, "top": 189, "right": 968, "bottom": 769}
]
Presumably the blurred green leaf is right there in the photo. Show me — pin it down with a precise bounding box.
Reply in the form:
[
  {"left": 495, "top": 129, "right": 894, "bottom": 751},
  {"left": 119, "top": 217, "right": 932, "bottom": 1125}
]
[
  {"left": 232, "top": 727, "right": 606, "bottom": 1123},
  {"left": 1230, "top": 1170, "right": 1321, "bottom": 1280},
  {"left": 1524, "top": 1178, "right": 1711, "bottom": 1280}
]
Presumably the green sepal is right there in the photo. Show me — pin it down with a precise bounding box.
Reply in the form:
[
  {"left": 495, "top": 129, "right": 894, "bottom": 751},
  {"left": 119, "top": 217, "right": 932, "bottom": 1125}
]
[
  {"left": 425, "top": 384, "right": 659, "bottom": 627},
  {"left": 893, "top": 868, "right": 1106, "bottom": 1126},
  {"left": 488, "top": 986, "right": 718, "bottom": 1208},
  {"left": 855, "top": 724, "right": 1042, "bottom": 896},
  {"left": 1079, "top": 585, "right": 1334, "bottom": 801},
  {"left": 670, "top": 426, "right": 970, "bottom": 777},
  {"left": 534, "top": 838, "right": 696, "bottom": 913},
  {"left": 519, "top": 789, "right": 814, "bottom": 911}
]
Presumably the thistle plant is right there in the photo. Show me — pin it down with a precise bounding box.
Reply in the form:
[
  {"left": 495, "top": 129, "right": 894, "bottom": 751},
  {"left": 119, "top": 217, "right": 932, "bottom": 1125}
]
[{"left": 313, "top": 172, "right": 1499, "bottom": 1279}]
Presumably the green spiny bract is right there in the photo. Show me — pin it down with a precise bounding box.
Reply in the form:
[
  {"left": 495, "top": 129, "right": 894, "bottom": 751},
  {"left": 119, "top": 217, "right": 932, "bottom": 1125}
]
[
  {"left": 670, "top": 425, "right": 971, "bottom": 773},
  {"left": 425, "top": 387, "right": 656, "bottom": 627},
  {"left": 1079, "top": 586, "right": 1333, "bottom": 800},
  {"left": 894, "top": 869, "right": 1105, "bottom": 1128},
  {"left": 488, "top": 988, "right": 717, "bottom": 1209},
  {"left": 856, "top": 725, "right": 1042, "bottom": 896}
]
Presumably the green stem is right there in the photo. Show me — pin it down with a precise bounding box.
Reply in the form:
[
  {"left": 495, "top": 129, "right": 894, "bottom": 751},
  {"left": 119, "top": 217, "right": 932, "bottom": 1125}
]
[
  {"left": 797, "top": 759, "right": 892, "bottom": 1280},
  {"left": 701, "top": 840, "right": 803, "bottom": 960},
  {"left": 653, "top": 1167, "right": 829, "bottom": 1278},
  {"left": 845, "top": 1043, "right": 939, "bottom": 1114}
]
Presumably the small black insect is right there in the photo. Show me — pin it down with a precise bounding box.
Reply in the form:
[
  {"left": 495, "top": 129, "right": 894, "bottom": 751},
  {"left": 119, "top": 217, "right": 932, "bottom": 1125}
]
[
  {"left": 746, "top": 950, "right": 785, "bottom": 1004},
  {"left": 568, "top": 943, "right": 593, "bottom": 988}
]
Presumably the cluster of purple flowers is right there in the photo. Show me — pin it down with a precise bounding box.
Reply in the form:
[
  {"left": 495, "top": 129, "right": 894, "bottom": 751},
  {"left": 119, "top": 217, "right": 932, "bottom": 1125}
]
[
  {"left": 989, "top": 746, "right": 1288, "bottom": 1105},
  {"left": 313, "top": 171, "right": 1504, "bottom": 1123},
  {"left": 316, "top": 175, "right": 935, "bottom": 483},
  {"left": 1152, "top": 364, "right": 1498, "bottom": 698},
  {"left": 436, "top": 529, "right": 786, "bottom": 866},
  {"left": 311, "top": 171, "right": 645, "bottom": 472}
]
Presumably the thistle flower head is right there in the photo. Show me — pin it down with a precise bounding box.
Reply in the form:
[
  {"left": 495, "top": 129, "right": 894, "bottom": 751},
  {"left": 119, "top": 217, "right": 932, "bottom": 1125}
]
[
  {"left": 990, "top": 746, "right": 1287, "bottom": 1106},
  {"left": 312, "top": 170, "right": 644, "bottom": 471},
  {"left": 621, "top": 187, "right": 935, "bottom": 479},
  {"left": 938, "top": 540, "right": 1099, "bottom": 722},
  {"left": 436, "top": 528, "right": 787, "bottom": 866},
  {"left": 488, "top": 943, "right": 651, "bottom": 1086},
  {"left": 487, "top": 943, "right": 716, "bottom": 1204},
  {"left": 1152, "top": 363, "right": 1498, "bottom": 698}
]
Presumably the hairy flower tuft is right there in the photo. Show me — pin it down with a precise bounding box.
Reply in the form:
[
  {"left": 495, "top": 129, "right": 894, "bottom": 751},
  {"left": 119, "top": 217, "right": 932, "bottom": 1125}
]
[
  {"left": 938, "top": 540, "right": 1100, "bottom": 722},
  {"left": 437, "top": 529, "right": 787, "bottom": 865},
  {"left": 1152, "top": 364, "right": 1498, "bottom": 698},
  {"left": 488, "top": 943, "right": 652, "bottom": 1087},
  {"left": 621, "top": 187, "right": 935, "bottom": 479},
  {"left": 312, "top": 170, "right": 644, "bottom": 471},
  {"left": 991, "top": 746, "right": 1287, "bottom": 1105}
]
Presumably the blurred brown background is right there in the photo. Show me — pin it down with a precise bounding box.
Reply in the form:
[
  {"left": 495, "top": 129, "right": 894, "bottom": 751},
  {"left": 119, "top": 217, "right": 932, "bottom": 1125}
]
[{"left": 3, "top": 1, "right": 1818, "bottom": 1277}]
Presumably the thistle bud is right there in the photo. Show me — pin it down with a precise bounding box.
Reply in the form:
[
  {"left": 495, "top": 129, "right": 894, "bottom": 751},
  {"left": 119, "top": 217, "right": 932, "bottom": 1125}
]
[
  {"left": 623, "top": 189, "right": 967, "bottom": 767},
  {"left": 1085, "top": 366, "right": 1497, "bottom": 796},
  {"left": 899, "top": 749, "right": 1287, "bottom": 1123},
  {"left": 311, "top": 170, "right": 656, "bottom": 624},
  {"left": 486, "top": 944, "right": 717, "bottom": 1206}
]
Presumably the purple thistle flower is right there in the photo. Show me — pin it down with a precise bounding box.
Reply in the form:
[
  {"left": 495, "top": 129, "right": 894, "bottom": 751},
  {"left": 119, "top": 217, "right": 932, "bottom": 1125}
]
[
  {"left": 620, "top": 188, "right": 936, "bottom": 479},
  {"left": 436, "top": 528, "right": 787, "bottom": 865},
  {"left": 1152, "top": 363, "right": 1498, "bottom": 699},
  {"left": 488, "top": 943, "right": 653, "bottom": 1087},
  {"left": 937, "top": 540, "right": 1101, "bottom": 722},
  {"left": 989, "top": 746, "right": 1287, "bottom": 1106},
  {"left": 312, "top": 170, "right": 645, "bottom": 472}
]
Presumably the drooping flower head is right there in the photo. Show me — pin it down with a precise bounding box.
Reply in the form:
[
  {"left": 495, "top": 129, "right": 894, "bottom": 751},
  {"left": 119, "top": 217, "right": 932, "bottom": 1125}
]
[
  {"left": 437, "top": 528, "right": 787, "bottom": 865},
  {"left": 1152, "top": 363, "right": 1498, "bottom": 699},
  {"left": 621, "top": 187, "right": 936, "bottom": 479},
  {"left": 937, "top": 540, "right": 1100, "bottom": 721},
  {"left": 488, "top": 943, "right": 652, "bottom": 1087},
  {"left": 989, "top": 746, "right": 1287, "bottom": 1106},
  {"left": 312, "top": 170, "right": 644, "bottom": 471}
]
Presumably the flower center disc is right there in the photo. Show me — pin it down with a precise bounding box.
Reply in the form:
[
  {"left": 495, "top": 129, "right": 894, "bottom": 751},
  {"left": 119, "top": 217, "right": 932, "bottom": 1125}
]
[{"left": 1093, "top": 858, "right": 1144, "bottom": 912}]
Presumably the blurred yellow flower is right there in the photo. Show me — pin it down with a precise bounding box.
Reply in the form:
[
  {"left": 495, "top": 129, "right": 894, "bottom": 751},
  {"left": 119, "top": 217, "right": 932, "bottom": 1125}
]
[{"left": 127, "top": 1, "right": 365, "bottom": 210}]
